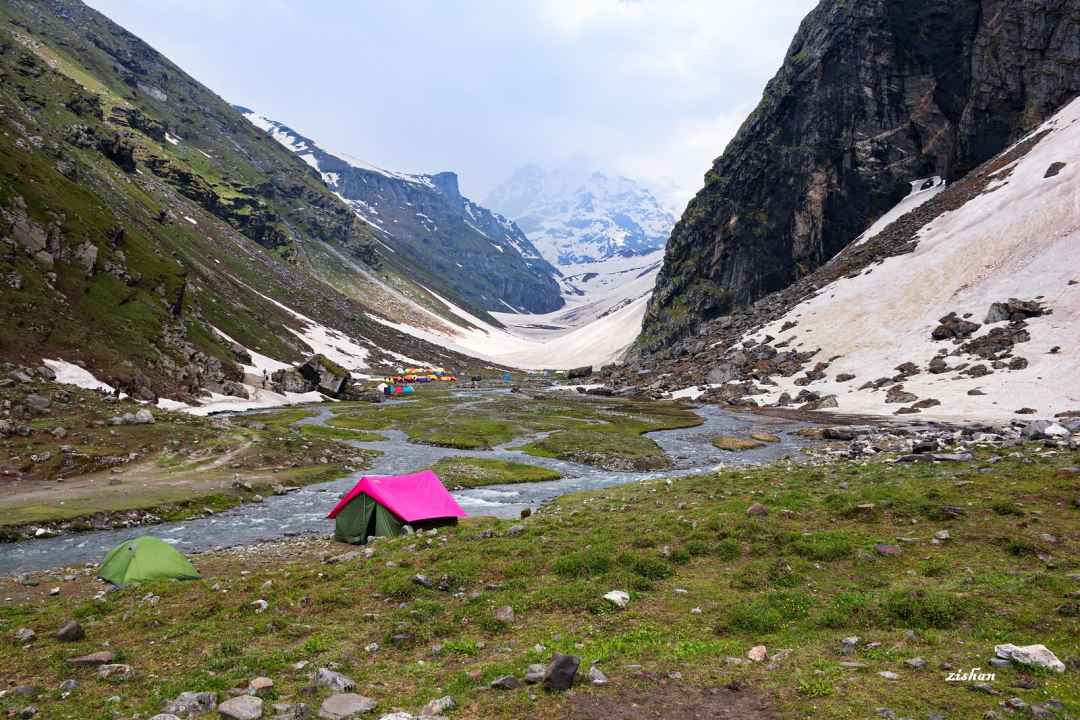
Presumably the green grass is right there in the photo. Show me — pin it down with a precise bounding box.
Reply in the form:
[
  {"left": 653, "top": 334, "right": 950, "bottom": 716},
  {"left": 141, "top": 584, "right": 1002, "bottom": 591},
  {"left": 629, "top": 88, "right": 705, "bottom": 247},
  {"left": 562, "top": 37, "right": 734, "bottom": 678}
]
[
  {"left": 3, "top": 440, "right": 1076, "bottom": 719},
  {"left": 432, "top": 457, "right": 561, "bottom": 488}
]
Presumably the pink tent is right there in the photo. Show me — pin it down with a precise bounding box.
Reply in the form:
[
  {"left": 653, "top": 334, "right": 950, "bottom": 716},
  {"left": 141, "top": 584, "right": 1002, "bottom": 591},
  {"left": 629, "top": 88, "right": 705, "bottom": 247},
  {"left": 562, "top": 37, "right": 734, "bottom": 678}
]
[{"left": 327, "top": 470, "right": 466, "bottom": 522}]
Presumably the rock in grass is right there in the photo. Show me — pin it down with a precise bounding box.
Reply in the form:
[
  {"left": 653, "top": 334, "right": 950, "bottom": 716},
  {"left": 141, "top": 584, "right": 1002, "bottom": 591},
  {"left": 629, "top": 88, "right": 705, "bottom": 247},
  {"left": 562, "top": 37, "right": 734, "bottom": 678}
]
[
  {"left": 747, "top": 645, "right": 768, "bottom": 662},
  {"left": 56, "top": 621, "right": 84, "bottom": 642},
  {"left": 162, "top": 691, "right": 217, "bottom": 717},
  {"left": 218, "top": 695, "right": 263, "bottom": 720},
  {"left": 150, "top": 715, "right": 181, "bottom": 720},
  {"left": 878, "top": 671, "right": 899, "bottom": 680},
  {"left": 874, "top": 544, "right": 901, "bottom": 557},
  {"left": 98, "top": 664, "right": 134, "bottom": 681},
  {"left": 994, "top": 644, "right": 1065, "bottom": 673},
  {"left": 543, "top": 653, "right": 580, "bottom": 691},
  {"left": 13, "top": 628, "right": 35, "bottom": 644},
  {"left": 68, "top": 651, "right": 115, "bottom": 666},
  {"left": 712, "top": 435, "right": 766, "bottom": 451},
  {"left": 524, "top": 664, "right": 546, "bottom": 684},
  {"left": 248, "top": 677, "right": 274, "bottom": 696},
  {"left": 746, "top": 502, "right": 768, "bottom": 517},
  {"left": 490, "top": 675, "right": 521, "bottom": 690},
  {"left": 602, "top": 590, "right": 630, "bottom": 608},
  {"left": 314, "top": 668, "right": 356, "bottom": 693},
  {"left": 318, "top": 694, "right": 376, "bottom": 719},
  {"left": 420, "top": 695, "right": 454, "bottom": 716},
  {"left": 493, "top": 606, "right": 514, "bottom": 623},
  {"left": 588, "top": 665, "right": 608, "bottom": 686}
]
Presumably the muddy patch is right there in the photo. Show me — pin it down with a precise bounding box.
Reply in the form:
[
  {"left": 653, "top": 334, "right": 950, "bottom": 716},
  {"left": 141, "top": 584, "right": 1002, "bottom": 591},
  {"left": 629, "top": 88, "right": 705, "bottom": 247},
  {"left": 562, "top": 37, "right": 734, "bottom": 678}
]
[{"left": 565, "top": 681, "right": 776, "bottom": 720}]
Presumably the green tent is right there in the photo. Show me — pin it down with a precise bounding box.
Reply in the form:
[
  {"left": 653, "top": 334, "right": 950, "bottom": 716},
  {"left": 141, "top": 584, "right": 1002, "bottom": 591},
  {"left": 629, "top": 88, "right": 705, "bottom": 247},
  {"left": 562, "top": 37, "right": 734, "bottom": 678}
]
[{"left": 98, "top": 536, "right": 201, "bottom": 586}]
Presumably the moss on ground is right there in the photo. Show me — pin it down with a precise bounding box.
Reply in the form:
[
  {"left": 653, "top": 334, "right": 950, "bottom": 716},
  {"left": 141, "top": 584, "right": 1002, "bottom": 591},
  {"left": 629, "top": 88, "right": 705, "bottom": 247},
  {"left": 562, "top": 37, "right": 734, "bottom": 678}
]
[
  {"left": 712, "top": 436, "right": 768, "bottom": 451},
  {"left": 432, "top": 457, "right": 561, "bottom": 488},
  {"left": 1, "top": 444, "right": 1077, "bottom": 719}
]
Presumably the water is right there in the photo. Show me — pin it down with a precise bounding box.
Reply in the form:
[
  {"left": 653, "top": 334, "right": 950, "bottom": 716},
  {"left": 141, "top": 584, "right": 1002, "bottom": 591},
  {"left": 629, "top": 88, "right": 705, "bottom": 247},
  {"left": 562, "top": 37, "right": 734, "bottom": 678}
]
[{"left": 0, "top": 395, "right": 807, "bottom": 575}]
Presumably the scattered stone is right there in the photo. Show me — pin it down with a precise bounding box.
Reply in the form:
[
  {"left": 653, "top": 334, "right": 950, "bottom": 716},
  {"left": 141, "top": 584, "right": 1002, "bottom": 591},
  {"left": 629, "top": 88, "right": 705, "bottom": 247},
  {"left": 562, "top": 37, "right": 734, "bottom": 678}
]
[
  {"left": 588, "top": 665, "right": 608, "bottom": 686},
  {"left": 252, "top": 599, "right": 269, "bottom": 613},
  {"left": 248, "top": 677, "right": 274, "bottom": 696},
  {"left": 524, "top": 664, "right": 546, "bottom": 684},
  {"left": 162, "top": 691, "right": 218, "bottom": 717},
  {"left": 419, "top": 696, "right": 453, "bottom": 717},
  {"left": 746, "top": 502, "right": 768, "bottom": 517},
  {"left": 68, "top": 650, "right": 115, "bottom": 666},
  {"left": 1044, "top": 161, "right": 1067, "bottom": 178},
  {"left": 490, "top": 676, "right": 521, "bottom": 690},
  {"left": 151, "top": 715, "right": 182, "bottom": 720},
  {"left": 875, "top": 544, "right": 900, "bottom": 557},
  {"left": 13, "top": 627, "right": 35, "bottom": 644},
  {"left": 747, "top": 645, "right": 768, "bottom": 663},
  {"left": 494, "top": 605, "right": 515, "bottom": 623},
  {"left": 98, "top": 664, "right": 134, "bottom": 681},
  {"left": 904, "top": 657, "right": 926, "bottom": 670},
  {"left": 57, "top": 620, "right": 84, "bottom": 642},
  {"left": 315, "top": 668, "right": 356, "bottom": 693},
  {"left": 603, "top": 590, "right": 630, "bottom": 608},
  {"left": 994, "top": 643, "right": 1065, "bottom": 673},
  {"left": 506, "top": 524, "right": 525, "bottom": 536},
  {"left": 318, "top": 694, "right": 376, "bottom": 720},
  {"left": 218, "top": 695, "right": 264, "bottom": 720},
  {"left": 878, "top": 671, "right": 899, "bottom": 680},
  {"left": 543, "top": 653, "right": 581, "bottom": 692}
]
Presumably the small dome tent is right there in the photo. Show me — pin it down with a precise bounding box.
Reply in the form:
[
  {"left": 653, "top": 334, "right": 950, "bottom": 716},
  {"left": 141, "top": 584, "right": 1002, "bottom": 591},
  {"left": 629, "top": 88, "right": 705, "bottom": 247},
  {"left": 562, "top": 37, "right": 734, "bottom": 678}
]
[
  {"left": 328, "top": 470, "right": 467, "bottom": 545},
  {"left": 98, "top": 536, "right": 200, "bottom": 586}
]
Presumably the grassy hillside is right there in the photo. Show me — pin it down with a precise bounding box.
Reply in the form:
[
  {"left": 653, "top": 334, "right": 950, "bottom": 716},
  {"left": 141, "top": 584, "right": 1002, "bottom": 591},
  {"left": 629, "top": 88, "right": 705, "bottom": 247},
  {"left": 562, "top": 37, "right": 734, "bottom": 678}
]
[
  {"left": 0, "top": 0, "right": 489, "bottom": 402},
  {"left": 1, "top": 442, "right": 1076, "bottom": 719}
]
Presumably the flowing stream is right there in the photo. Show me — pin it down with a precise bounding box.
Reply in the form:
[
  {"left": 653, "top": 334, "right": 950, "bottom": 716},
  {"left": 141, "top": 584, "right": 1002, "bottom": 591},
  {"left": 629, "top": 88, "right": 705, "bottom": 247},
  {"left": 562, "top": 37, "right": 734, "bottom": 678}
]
[{"left": 0, "top": 393, "right": 808, "bottom": 575}]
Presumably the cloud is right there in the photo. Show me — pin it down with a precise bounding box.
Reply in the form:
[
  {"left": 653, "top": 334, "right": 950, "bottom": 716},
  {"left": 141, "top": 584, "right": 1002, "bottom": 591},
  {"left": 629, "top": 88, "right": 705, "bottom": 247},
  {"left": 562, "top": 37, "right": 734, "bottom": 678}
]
[{"left": 85, "top": 0, "right": 816, "bottom": 207}]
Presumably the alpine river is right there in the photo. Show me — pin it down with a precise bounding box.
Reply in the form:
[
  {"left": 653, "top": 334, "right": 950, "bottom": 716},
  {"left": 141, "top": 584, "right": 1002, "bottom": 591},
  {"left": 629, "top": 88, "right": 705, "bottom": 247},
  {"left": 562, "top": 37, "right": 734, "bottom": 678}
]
[{"left": 0, "top": 394, "right": 808, "bottom": 575}]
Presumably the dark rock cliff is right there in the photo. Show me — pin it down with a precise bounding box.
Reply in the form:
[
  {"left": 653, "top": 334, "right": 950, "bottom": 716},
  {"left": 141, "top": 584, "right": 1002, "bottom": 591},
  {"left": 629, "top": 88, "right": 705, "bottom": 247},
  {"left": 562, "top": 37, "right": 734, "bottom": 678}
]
[{"left": 638, "top": 0, "right": 1080, "bottom": 356}]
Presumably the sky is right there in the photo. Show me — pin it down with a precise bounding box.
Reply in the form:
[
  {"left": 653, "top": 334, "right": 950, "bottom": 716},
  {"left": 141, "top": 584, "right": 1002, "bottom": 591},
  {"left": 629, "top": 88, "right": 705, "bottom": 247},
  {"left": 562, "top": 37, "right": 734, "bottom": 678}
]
[{"left": 86, "top": 0, "right": 817, "bottom": 213}]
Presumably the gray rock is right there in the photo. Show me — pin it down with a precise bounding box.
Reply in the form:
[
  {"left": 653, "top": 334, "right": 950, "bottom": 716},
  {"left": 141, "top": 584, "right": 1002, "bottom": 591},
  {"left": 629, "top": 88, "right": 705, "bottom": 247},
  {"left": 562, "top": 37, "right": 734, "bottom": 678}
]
[
  {"left": 493, "top": 606, "right": 514, "bottom": 623},
  {"left": 543, "top": 653, "right": 580, "bottom": 691},
  {"left": 162, "top": 691, "right": 217, "bottom": 717},
  {"left": 98, "top": 664, "right": 134, "bottom": 681},
  {"left": 23, "top": 394, "right": 50, "bottom": 413},
  {"left": 13, "top": 627, "right": 35, "bottom": 644},
  {"left": 994, "top": 643, "right": 1065, "bottom": 673},
  {"left": 74, "top": 242, "right": 98, "bottom": 277},
  {"left": 489, "top": 676, "right": 521, "bottom": 690},
  {"left": 523, "top": 664, "right": 546, "bottom": 684},
  {"left": 58, "top": 679, "right": 78, "bottom": 694},
  {"left": 56, "top": 620, "right": 84, "bottom": 642},
  {"left": 419, "top": 696, "right": 454, "bottom": 717},
  {"left": 588, "top": 665, "right": 608, "bottom": 686},
  {"left": 318, "top": 694, "right": 376, "bottom": 719},
  {"left": 219, "top": 695, "right": 264, "bottom": 720},
  {"left": 150, "top": 715, "right": 182, "bottom": 720},
  {"left": 506, "top": 524, "right": 525, "bottom": 536},
  {"left": 314, "top": 668, "right": 356, "bottom": 693}
]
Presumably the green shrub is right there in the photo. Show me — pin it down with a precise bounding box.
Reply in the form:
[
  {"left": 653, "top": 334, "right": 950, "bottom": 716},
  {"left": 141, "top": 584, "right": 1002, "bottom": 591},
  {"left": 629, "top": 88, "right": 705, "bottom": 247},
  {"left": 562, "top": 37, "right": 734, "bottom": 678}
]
[
  {"left": 553, "top": 548, "right": 613, "bottom": 578},
  {"left": 790, "top": 531, "right": 856, "bottom": 561},
  {"left": 726, "top": 591, "right": 813, "bottom": 634},
  {"left": 882, "top": 590, "right": 971, "bottom": 629}
]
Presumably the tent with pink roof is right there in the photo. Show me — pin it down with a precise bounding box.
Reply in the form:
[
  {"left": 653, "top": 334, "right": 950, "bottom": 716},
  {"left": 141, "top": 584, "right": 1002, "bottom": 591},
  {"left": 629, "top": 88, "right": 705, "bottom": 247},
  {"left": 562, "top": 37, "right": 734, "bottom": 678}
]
[{"left": 328, "top": 470, "right": 466, "bottom": 544}]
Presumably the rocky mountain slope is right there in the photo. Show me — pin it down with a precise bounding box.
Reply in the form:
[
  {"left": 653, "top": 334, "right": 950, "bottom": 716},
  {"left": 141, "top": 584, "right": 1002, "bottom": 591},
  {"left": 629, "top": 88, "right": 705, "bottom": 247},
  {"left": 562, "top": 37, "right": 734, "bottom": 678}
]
[
  {"left": 486, "top": 164, "right": 674, "bottom": 268},
  {"left": 0, "top": 0, "right": 497, "bottom": 407},
  {"left": 639, "top": 0, "right": 1080, "bottom": 356},
  {"left": 609, "top": 96, "right": 1080, "bottom": 421},
  {"left": 237, "top": 111, "right": 564, "bottom": 315}
]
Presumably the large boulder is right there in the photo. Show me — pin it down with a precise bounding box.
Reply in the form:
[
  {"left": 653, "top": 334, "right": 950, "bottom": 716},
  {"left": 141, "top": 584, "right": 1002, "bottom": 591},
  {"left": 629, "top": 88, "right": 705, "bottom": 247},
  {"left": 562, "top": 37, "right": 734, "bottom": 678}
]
[
  {"left": 298, "top": 355, "right": 350, "bottom": 397},
  {"left": 566, "top": 366, "right": 593, "bottom": 380},
  {"left": 271, "top": 368, "right": 315, "bottom": 395}
]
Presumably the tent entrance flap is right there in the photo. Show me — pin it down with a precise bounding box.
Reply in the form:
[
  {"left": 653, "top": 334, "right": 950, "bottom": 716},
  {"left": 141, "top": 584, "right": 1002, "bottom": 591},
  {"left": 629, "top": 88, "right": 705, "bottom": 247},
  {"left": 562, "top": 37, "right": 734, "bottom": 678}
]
[{"left": 334, "top": 493, "right": 403, "bottom": 544}]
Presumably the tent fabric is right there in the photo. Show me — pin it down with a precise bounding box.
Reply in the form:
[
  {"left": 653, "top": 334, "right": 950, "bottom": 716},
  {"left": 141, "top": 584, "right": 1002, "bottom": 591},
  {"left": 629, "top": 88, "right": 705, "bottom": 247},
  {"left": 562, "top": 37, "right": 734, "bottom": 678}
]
[
  {"left": 328, "top": 470, "right": 466, "bottom": 523},
  {"left": 332, "top": 493, "right": 404, "bottom": 544},
  {"left": 98, "top": 536, "right": 200, "bottom": 586}
]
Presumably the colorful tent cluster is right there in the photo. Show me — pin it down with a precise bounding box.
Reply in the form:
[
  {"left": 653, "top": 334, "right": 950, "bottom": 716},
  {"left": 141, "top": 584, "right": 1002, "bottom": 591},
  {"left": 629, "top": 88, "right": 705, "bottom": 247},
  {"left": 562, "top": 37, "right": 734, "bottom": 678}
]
[
  {"left": 98, "top": 536, "right": 200, "bottom": 587},
  {"left": 377, "top": 383, "right": 415, "bottom": 396},
  {"left": 328, "top": 470, "right": 467, "bottom": 545},
  {"left": 386, "top": 367, "right": 457, "bottom": 384}
]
